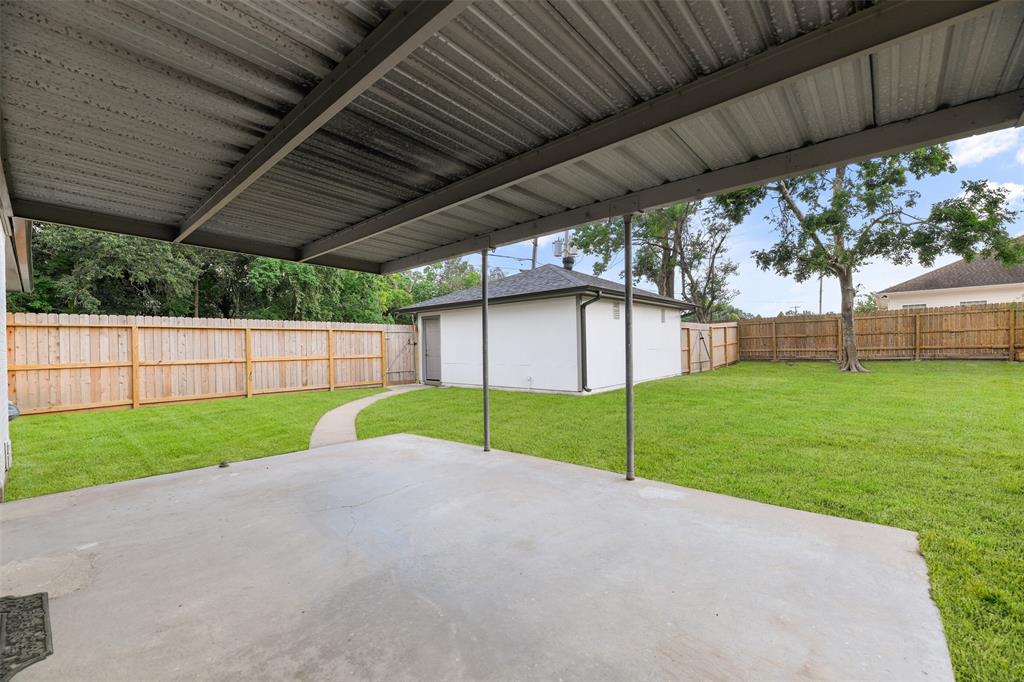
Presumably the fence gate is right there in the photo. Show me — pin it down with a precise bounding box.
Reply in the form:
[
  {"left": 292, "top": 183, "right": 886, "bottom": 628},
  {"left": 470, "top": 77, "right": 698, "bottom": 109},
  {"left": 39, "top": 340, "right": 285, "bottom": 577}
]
[
  {"left": 385, "top": 329, "right": 418, "bottom": 385},
  {"left": 681, "top": 322, "right": 739, "bottom": 373}
]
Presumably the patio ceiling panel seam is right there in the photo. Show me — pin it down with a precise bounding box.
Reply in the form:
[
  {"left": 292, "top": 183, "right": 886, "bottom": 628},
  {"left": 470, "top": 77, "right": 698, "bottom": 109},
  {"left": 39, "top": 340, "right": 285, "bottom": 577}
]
[
  {"left": 174, "top": 0, "right": 468, "bottom": 244},
  {"left": 300, "top": 0, "right": 996, "bottom": 264}
]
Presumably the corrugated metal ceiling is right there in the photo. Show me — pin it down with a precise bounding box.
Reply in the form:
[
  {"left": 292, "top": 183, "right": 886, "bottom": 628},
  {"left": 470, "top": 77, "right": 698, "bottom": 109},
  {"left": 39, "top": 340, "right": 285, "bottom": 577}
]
[{"left": 2, "top": 0, "right": 1022, "bottom": 272}]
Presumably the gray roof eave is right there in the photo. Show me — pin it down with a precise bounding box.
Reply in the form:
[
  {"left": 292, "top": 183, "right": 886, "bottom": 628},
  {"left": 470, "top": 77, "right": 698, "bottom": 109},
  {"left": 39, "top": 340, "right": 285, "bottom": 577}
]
[{"left": 397, "top": 287, "right": 695, "bottom": 315}]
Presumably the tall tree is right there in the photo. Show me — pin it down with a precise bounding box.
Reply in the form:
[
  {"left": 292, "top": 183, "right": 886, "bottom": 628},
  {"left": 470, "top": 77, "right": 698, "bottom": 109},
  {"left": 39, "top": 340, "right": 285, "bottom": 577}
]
[
  {"left": 717, "top": 146, "right": 1022, "bottom": 371},
  {"left": 573, "top": 200, "right": 740, "bottom": 322}
]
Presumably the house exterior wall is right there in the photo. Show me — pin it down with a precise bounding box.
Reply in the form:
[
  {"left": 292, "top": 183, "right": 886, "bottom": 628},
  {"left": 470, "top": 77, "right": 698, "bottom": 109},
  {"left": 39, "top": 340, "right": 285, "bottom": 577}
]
[
  {"left": 584, "top": 299, "right": 682, "bottom": 392},
  {"left": 428, "top": 297, "right": 580, "bottom": 392},
  {"left": 875, "top": 282, "right": 1024, "bottom": 310},
  {"left": 1, "top": 238, "right": 9, "bottom": 497}
]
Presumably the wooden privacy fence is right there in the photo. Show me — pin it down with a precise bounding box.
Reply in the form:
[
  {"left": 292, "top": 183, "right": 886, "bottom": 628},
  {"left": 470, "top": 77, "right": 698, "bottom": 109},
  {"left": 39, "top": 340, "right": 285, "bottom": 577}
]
[
  {"left": 737, "top": 304, "right": 1022, "bottom": 362},
  {"left": 680, "top": 322, "right": 739, "bottom": 373},
  {"left": 6, "top": 313, "right": 417, "bottom": 415}
]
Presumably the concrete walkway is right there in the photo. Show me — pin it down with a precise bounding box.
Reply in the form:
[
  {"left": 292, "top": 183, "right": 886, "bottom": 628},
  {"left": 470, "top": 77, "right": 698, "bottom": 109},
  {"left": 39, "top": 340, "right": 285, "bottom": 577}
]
[
  {"left": 309, "top": 384, "right": 426, "bottom": 448},
  {"left": 1, "top": 434, "right": 953, "bottom": 681}
]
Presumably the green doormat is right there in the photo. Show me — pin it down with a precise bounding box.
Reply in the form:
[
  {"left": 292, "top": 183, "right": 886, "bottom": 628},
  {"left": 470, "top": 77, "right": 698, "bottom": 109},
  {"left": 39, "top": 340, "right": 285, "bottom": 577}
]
[{"left": 0, "top": 593, "right": 53, "bottom": 681}]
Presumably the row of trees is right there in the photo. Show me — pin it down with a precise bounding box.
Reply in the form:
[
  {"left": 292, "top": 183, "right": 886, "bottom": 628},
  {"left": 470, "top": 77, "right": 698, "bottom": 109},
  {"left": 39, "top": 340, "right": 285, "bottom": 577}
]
[
  {"left": 573, "top": 143, "right": 1021, "bottom": 371},
  {"left": 7, "top": 224, "right": 482, "bottom": 323}
]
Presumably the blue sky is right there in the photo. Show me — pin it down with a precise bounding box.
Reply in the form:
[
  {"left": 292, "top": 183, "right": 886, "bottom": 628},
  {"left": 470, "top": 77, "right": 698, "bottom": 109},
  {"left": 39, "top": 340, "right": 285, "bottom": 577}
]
[{"left": 461, "top": 128, "right": 1024, "bottom": 317}]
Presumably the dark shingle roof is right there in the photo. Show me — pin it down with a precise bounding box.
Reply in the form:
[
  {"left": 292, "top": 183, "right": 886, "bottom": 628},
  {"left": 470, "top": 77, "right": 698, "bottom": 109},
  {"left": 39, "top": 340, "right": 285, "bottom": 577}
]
[
  {"left": 878, "top": 247, "right": 1024, "bottom": 294},
  {"left": 398, "top": 264, "right": 694, "bottom": 313}
]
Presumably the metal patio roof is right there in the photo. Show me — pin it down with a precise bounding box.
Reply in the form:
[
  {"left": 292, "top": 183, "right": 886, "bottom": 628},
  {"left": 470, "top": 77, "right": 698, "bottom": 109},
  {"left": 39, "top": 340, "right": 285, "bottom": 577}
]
[{"left": 2, "top": 0, "right": 1023, "bottom": 276}]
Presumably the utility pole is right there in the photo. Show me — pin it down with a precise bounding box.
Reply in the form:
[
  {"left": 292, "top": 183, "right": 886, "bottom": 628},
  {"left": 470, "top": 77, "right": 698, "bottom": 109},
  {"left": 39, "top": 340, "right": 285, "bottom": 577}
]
[
  {"left": 531, "top": 238, "right": 538, "bottom": 269},
  {"left": 561, "top": 229, "right": 575, "bottom": 270},
  {"left": 818, "top": 275, "right": 823, "bottom": 315}
]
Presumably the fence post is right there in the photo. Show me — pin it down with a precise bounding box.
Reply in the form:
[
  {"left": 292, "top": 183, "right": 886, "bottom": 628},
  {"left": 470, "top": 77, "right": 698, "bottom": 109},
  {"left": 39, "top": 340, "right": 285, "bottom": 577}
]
[
  {"left": 244, "top": 328, "right": 253, "bottom": 398},
  {"left": 686, "top": 327, "right": 691, "bottom": 373},
  {"left": 380, "top": 330, "right": 387, "bottom": 386},
  {"left": 836, "top": 317, "right": 843, "bottom": 362},
  {"left": 915, "top": 314, "right": 921, "bottom": 361},
  {"left": 709, "top": 327, "right": 715, "bottom": 369},
  {"left": 327, "top": 329, "right": 334, "bottom": 390},
  {"left": 1010, "top": 308, "right": 1017, "bottom": 362},
  {"left": 771, "top": 320, "right": 778, "bottom": 361},
  {"left": 130, "top": 326, "right": 140, "bottom": 408}
]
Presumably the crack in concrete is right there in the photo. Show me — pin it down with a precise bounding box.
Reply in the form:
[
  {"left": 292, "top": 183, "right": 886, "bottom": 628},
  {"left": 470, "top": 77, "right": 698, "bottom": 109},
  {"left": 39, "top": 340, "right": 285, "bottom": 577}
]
[{"left": 308, "top": 482, "right": 419, "bottom": 515}]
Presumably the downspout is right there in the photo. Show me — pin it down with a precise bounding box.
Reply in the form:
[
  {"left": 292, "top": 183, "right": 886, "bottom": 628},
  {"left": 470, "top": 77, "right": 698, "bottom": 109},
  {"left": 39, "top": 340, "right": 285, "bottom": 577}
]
[{"left": 579, "top": 291, "right": 601, "bottom": 392}]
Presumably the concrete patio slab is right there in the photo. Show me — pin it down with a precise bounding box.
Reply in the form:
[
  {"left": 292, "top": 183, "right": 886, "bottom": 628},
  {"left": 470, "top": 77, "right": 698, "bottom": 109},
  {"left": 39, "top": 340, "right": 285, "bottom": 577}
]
[{"left": 0, "top": 434, "right": 952, "bottom": 681}]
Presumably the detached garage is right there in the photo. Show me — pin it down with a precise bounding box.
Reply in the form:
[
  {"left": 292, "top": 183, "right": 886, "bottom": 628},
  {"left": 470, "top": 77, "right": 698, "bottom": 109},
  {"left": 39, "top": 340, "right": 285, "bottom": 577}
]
[{"left": 399, "top": 264, "right": 694, "bottom": 393}]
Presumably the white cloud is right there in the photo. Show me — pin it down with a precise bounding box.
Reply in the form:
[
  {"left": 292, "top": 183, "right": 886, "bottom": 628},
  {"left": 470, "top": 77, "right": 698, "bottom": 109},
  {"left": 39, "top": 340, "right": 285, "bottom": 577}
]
[
  {"left": 950, "top": 128, "right": 1020, "bottom": 166},
  {"left": 989, "top": 181, "right": 1024, "bottom": 207}
]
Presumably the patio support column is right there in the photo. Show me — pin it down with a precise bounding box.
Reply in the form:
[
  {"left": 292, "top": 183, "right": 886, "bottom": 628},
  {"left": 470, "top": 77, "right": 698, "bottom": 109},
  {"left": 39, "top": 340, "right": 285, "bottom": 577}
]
[
  {"left": 623, "top": 213, "right": 635, "bottom": 481},
  {"left": 481, "top": 247, "right": 490, "bottom": 452}
]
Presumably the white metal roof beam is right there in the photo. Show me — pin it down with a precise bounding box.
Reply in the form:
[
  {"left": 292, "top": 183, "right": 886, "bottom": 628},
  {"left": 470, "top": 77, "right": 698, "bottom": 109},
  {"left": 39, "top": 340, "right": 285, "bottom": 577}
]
[
  {"left": 1, "top": 128, "right": 32, "bottom": 292},
  {"left": 6, "top": 217, "right": 33, "bottom": 292},
  {"left": 0, "top": 136, "right": 14, "bottom": 238},
  {"left": 12, "top": 200, "right": 382, "bottom": 273},
  {"left": 300, "top": 0, "right": 997, "bottom": 264},
  {"left": 379, "top": 89, "right": 1024, "bottom": 274},
  {"left": 174, "top": 0, "right": 467, "bottom": 244}
]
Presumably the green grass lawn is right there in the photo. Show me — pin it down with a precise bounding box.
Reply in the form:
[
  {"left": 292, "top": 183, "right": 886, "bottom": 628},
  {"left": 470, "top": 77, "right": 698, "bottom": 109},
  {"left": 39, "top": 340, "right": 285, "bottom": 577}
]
[
  {"left": 6, "top": 387, "right": 382, "bottom": 501},
  {"left": 358, "top": 361, "right": 1024, "bottom": 682}
]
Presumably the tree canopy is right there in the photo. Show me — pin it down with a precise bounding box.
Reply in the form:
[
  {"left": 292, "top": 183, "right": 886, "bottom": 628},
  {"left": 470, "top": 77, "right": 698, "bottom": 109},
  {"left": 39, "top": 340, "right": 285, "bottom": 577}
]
[
  {"left": 573, "top": 200, "right": 743, "bottom": 322},
  {"left": 7, "top": 223, "right": 483, "bottom": 323}
]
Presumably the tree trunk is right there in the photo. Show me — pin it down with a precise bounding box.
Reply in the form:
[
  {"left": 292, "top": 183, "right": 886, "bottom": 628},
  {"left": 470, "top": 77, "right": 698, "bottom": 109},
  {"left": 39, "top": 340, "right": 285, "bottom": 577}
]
[
  {"left": 193, "top": 279, "right": 200, "bottom": 318},
  {"left": 837, "top": 267, "right": 868, "bottom": 372},
  {"left": 692, "top": 298, "right": 708, "bottom": 324},
  {"left": 659, "top": 237, "right": 674, "bottom": 298}
]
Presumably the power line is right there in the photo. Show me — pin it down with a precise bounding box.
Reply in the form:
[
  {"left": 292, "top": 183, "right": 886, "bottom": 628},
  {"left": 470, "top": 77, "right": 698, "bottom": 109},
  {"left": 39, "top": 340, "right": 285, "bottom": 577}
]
[{"left": 488, "top": 252, "right": 533, "bottom": 263}]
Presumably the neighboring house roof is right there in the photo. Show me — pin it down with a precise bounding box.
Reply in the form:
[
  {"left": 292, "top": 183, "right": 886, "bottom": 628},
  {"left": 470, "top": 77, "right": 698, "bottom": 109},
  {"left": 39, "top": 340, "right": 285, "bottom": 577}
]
[
  {"left": 878, "top": 247, "right": 1024, "bottom": 294},
  {"left": 398, "top": 264, "right": 694, "bottom": 313}
]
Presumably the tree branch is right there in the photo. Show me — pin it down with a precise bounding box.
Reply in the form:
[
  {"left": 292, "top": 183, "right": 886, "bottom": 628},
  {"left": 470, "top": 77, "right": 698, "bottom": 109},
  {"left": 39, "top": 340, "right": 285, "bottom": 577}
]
[
  {"left": 774, "top": 180, "right": 806, "bottom": 223},
  {"left": 776, "top": 179, "right": 836, "bottom": 270}
]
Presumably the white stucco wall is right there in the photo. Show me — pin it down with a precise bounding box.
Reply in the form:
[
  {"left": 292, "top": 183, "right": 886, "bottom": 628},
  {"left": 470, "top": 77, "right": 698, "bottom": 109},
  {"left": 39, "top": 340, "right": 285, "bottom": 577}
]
[
  {"left": 418, "top": 294, "right": 683, "bottom": 393},
  {"left": 876, "top": 283, "right": 1024, "bottom": 309},
  {"left": 428, "top": 296, "right": 580, "bottom": 392},
  {"left": 584, "top": 298, "right": 682, "bottom": 392}
]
